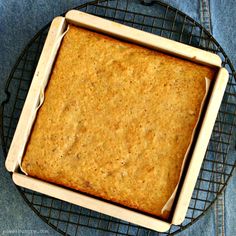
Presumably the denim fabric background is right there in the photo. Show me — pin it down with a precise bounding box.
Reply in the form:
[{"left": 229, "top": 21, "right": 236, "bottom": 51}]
[{"left": 0, "top": 0, "right": 235, "bottom": 235}]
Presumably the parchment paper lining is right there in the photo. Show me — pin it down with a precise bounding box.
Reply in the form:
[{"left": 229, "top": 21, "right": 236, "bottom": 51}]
[
  {"left": 19, "top": 25, "right": 70, "bottom": 175},
  {"left": 17, "top": 25, "right": 210, "bottom": 214},
  {"left": 161, "top": 77, "right": 211, "bottom": 214}
]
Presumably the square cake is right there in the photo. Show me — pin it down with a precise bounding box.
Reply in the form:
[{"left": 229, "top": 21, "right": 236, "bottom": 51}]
[{"left": 22, "top": 25, "right": 216, "bottom": 219}]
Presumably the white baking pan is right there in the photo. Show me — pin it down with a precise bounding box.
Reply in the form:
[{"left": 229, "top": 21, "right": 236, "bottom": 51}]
[{"left": 5, "top": 10, "right": 228, "bottom": 232}]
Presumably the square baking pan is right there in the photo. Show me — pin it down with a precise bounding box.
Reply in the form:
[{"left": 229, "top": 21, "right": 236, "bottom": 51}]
[{"left": 5, "top": 10, "right": 228, "bottom": 232}]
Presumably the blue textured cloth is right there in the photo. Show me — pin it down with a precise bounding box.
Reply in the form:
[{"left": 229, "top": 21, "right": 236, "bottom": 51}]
[{"left": 0, "top": 0, "right": 235, "bottom": 235}]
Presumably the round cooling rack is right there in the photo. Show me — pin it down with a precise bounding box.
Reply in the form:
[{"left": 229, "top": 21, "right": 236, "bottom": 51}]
[{"left": 1, "top": 0, "right": 236, "bottom": 235}]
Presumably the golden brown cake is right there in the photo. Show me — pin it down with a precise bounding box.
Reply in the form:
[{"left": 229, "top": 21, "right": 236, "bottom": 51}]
[{"left": 22, "top": 25, "right": 215, "bottom": 220}]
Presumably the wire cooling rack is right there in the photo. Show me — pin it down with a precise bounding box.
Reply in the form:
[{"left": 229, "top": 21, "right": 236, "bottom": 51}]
[{"left": 1, "top": 0, "right": 236, "bottom": 235}]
